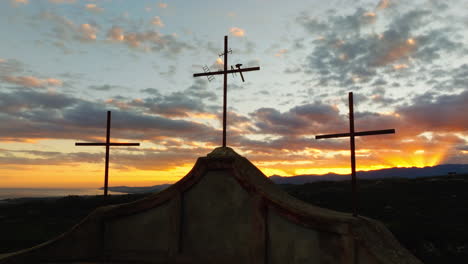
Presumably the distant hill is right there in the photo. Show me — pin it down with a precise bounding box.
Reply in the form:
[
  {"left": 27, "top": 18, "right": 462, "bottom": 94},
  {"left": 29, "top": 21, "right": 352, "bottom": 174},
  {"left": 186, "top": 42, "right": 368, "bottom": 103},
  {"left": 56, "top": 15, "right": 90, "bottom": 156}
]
[
  {"left": 104, "top": 164, "right": 468, "bottom": 192},
  {"left": 101, "top": 184, "right": 171, "bottom": 194},
  {"left": 269, "top": 164, "right": 468, "bottom": 184}
]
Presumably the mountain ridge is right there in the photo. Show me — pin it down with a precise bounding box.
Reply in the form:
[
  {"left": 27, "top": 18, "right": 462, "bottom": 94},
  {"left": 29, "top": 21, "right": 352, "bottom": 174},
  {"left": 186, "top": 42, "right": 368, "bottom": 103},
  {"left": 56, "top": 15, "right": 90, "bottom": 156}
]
[
  {"left": 270, "top": 164, "right": 468, "bottom": 184},
  {"left": 105, "top": 164, "right": 468, "bottom": 193}
]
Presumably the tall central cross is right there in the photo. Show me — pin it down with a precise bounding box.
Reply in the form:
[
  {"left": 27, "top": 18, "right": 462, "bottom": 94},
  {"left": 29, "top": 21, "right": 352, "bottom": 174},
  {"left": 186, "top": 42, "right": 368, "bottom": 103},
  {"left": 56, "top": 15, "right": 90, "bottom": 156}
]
[
  {"left": 193, "top": 35, "right": 260, "bottom": 147},
  {"left": 75, "top": 111, "right": 140, "bottom": 196},
  {"left": 315, "top": 92, "right": 396, "bottom": 217}
]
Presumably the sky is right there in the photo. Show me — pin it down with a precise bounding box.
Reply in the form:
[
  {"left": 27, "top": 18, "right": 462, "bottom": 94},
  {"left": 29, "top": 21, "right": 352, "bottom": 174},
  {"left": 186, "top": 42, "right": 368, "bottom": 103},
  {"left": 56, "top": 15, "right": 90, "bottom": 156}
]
[{"left": 1, "top": 0, "right": 467, "bottom": 188}]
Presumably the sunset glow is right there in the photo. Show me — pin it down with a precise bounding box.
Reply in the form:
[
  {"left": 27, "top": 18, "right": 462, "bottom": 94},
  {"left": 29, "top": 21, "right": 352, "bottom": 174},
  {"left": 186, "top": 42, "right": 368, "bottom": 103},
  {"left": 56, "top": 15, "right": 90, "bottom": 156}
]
[{"left": 0, "top": 0, "right": 467, "bottom": 189}]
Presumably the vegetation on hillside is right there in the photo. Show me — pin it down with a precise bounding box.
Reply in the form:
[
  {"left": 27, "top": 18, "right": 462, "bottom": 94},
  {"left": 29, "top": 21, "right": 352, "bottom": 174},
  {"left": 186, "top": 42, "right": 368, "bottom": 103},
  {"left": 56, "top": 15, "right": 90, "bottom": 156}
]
[{"left": 0, "top": 174, "right": 467, "bottom": 264}]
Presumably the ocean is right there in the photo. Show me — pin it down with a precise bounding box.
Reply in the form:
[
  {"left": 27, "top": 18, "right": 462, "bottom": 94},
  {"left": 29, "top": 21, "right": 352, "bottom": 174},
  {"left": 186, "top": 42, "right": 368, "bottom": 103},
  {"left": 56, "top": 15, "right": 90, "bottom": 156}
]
[{"left": 0, "top": 188, "right": 122, "bottom": 200}]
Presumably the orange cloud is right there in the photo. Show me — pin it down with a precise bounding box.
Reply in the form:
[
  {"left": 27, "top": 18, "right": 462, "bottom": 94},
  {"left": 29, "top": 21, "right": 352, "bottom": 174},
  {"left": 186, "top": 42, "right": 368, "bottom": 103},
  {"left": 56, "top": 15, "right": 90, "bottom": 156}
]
[
  {"left": 3, "top": 76, "right": 63, "bottom": 88},
  {"left": 85, "top": 3, "right": 103, "bottom": 13},
  {"left": 49, "top": 0, "right": 76, "bottom": 3},
  {"left": 362, "top": 12, "right": 377, "bottom": 23},
  {"left": 364, "top": 12, "right": 376, "bottom": 17},
  {"left": 274, "top": 49, "right": 287, "bottom": 57},
  {"left": 11, "top": 0, "right": 28, "bottom": 6},
  {"left": 107, "top": 26, "right": 125, "bottom": 41},
  {"left": 151, "top": 16, "right": 164, "bottom": 27},
  {"left": 79, "top": 23, "right": 98, "bottom": 41},
  {"left": 376, "top": 0, "right": 390, "bottom": 10},
  {"left": 229, "top": 27, "right": 245, "bottom": 37},
  {"left": 158, "top": 3, "right": 168, "bottom": 8},
  {"left": 374, "top": 38, "right": 417, "bottom": 66},
  {"left": 393, "top": 64, "right": 409, "bottom": 70}
]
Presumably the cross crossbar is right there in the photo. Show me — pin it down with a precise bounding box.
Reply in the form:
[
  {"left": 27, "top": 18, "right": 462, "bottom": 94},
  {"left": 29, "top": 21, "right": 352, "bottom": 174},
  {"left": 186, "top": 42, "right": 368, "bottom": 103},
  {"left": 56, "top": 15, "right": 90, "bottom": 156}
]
[
  {"left": 75, "top": 143, "right": 140, "bottom": 146},
  {"left": 193, "top": 66, "right": 260, "bottom": 78},
  {"left": 315, "top": 129, "right": 395, "bottom": 139},
  {"left": 315, "top": 92, "right": 395, "bottom": 217}
]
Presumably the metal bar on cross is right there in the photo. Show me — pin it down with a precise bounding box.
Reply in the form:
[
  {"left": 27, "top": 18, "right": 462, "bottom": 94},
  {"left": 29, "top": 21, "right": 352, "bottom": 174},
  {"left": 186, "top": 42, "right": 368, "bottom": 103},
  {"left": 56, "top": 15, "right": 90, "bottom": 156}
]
[
  {"left": 193, "top": 35, "right": 260, "bottom": 147},
  {"left": 75, "top": 111, "right": 140, "bottom": 196},
  {"left": 315, "top": 92, "right": 396, "bottom": 217}
]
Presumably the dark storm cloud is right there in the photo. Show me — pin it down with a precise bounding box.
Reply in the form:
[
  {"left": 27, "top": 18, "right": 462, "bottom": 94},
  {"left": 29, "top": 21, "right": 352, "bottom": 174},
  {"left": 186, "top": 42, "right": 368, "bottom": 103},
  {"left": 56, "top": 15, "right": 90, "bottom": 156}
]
[
  {"left": 0, "top": 90, "right": 78, "bottom": 113},
  {"left": 0, "top": 150, "right": 102, "bottom": 166},
  {"left": 89, "top": 84, "right": 122, "bottom": 91},
  {"left": 185, "top": 79, "right": 217, "bottom": 101},
  {"left": 109, "top": 146, "right": 214, "bottom": 170},
  {"left": 140, "top": 88, "right": 161, "bottom": 95},
  {"left": 428, "top": 64, "right": 468, "bottom": 92},
  {"left": 396, "top": 90, "right": 468, "bottom": 133},
  {"left": 0, "top": 147, "right": 214, "bottom": 171},
  {"left": 0, "top": 59, "right": 25, "bottom": 76},
  {"left": 249, "top": 102, "right": 345, "bottom": 136},
  {"left": 127, "top": 79, "right": 218, "bottom": 118},
  {"left": 0, "top": 89, "right": 218, "bottom": 143},
  {"left": 235, "top": 136, "right": 348, "bottom": 153}
]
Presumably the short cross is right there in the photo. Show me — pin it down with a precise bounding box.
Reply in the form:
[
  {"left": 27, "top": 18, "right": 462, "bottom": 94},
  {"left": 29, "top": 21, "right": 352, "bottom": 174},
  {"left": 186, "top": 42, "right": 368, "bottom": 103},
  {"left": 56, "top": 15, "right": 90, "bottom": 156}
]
[
  {"left": 75, "top": 111, "right": 140, "bottom": 196},
  {"left": 315, "top": 92, "right": 395, "bottom": 217},
  {"left": 193, "top": 35, "right": 260, "bottom": 147}
]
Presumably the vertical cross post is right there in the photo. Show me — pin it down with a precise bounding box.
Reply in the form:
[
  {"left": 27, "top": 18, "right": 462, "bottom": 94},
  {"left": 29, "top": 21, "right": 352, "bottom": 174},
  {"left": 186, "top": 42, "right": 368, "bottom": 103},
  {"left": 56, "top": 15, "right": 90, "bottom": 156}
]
[
  {"left": 349, "top": 93, "right": 357, "bottom": 217},
  {"left": 193, "top": 36, "right": 260, "bottom": 148},
  {"left": 75, "top": 111, "right": 140, "bottom": 196},
  {"left": 104, "top": 111, "right": 111, "bottom": 196},
  {"left": 223, "top": 36, "right": 228, "bottom": 147},
  {"left": 316, "top": 92, "right": 396, "bottom": 217}
]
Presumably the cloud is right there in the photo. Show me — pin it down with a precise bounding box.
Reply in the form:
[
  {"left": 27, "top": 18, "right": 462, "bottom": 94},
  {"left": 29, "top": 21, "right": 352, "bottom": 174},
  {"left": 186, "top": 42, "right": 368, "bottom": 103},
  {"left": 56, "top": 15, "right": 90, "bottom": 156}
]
[
  {"left": 89, "top": 84, "right": 122, "bottom": 91},
  {"left": 39, "top": 12, "right": 99, "bottom": 43},
  {"left": 107, "top": 26, "right": 125, "bottom": 41},
  {"left": 0, "top": 59, "right": 25, "bottom": 76},
  {"left": 85, "top": 4, "right": 104, "bottom": 13},
  {"left": 158, "top": 3, "right": 168, "bottom": 8},
  {"left": 376, "top": 0, "right": 391, "bottom": 10},
  {"left": 124, "top": 79, "right": 217, "bottom": 118},
  {"left": 2, "top": 76, "right": 63, "bottom": 88},
  {"left": 396, "top": 90, "right": 468, "bottom": 133},
  {"left": 48, "top": 0, "right": 76, "bottom": 3},
  {"left": 0, "top": 90, "right": 77, "bottom": 114},
  {"left": 0, "top": 89, "right": 219, "bottom": 145},
  {"left": 274, "top": 49, "right": 287, "bottom": 57},
  {"left": 151, "top": 16, "right": 164, "bottom": 27},
  {"left": 0, "top": 150, "right": 102, "bottom": 166},
  {"left": 11, "top": 0, "right": 28, "bottom": 6},
  {"left": 250, "top": 102, "right": 344, "bottom": 136},
  {"left": 229, "top": 27, "right": 245, "bottom": 37},
  {"left": 297, "top": 6, "right": 462, "bottom": 89},
  {"left": 105, "top": 26, "right": 192, "bottom": 55},
  {"left": 78, "top": 23, "right": 98, "bottom": 41}
]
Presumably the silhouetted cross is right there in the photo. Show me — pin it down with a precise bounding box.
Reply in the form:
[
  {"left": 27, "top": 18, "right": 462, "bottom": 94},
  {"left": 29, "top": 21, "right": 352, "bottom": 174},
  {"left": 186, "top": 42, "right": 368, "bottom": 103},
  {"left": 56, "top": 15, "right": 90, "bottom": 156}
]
[
  {"left": 193, "top": 35, "right": 260, "bottom": 147},
  {"left": 315, "top": 92, "right": 395, "bottom": 217},
  {"left": 75, "top": 111, "right": 140, "bottom": 196}
]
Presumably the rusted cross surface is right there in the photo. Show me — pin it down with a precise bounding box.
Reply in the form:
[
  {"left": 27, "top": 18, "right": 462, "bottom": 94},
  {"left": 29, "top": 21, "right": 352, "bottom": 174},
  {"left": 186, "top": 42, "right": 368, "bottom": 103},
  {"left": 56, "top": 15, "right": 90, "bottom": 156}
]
[
  {"left": 75, "top": 111, "right": 140, "bottom": 196},
  {"left": 193, "top": 35, "right": 260, "bottom": 147},
  {"left": 315, "top": 92, "right": 395, "bottom": 217}
]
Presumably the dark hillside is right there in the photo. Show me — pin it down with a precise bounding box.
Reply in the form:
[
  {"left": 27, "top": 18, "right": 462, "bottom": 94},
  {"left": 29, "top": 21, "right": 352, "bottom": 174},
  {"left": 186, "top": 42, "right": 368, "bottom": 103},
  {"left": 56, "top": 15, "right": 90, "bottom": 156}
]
[
  {"left": 0, "top": 194, "right": 148, "bottom": 253},
  {"left": 0, "top": 175, "right": 467, "bottom": 264},
  {"left": 281, "top": 174, "right": 468, "bottom": 264}
]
